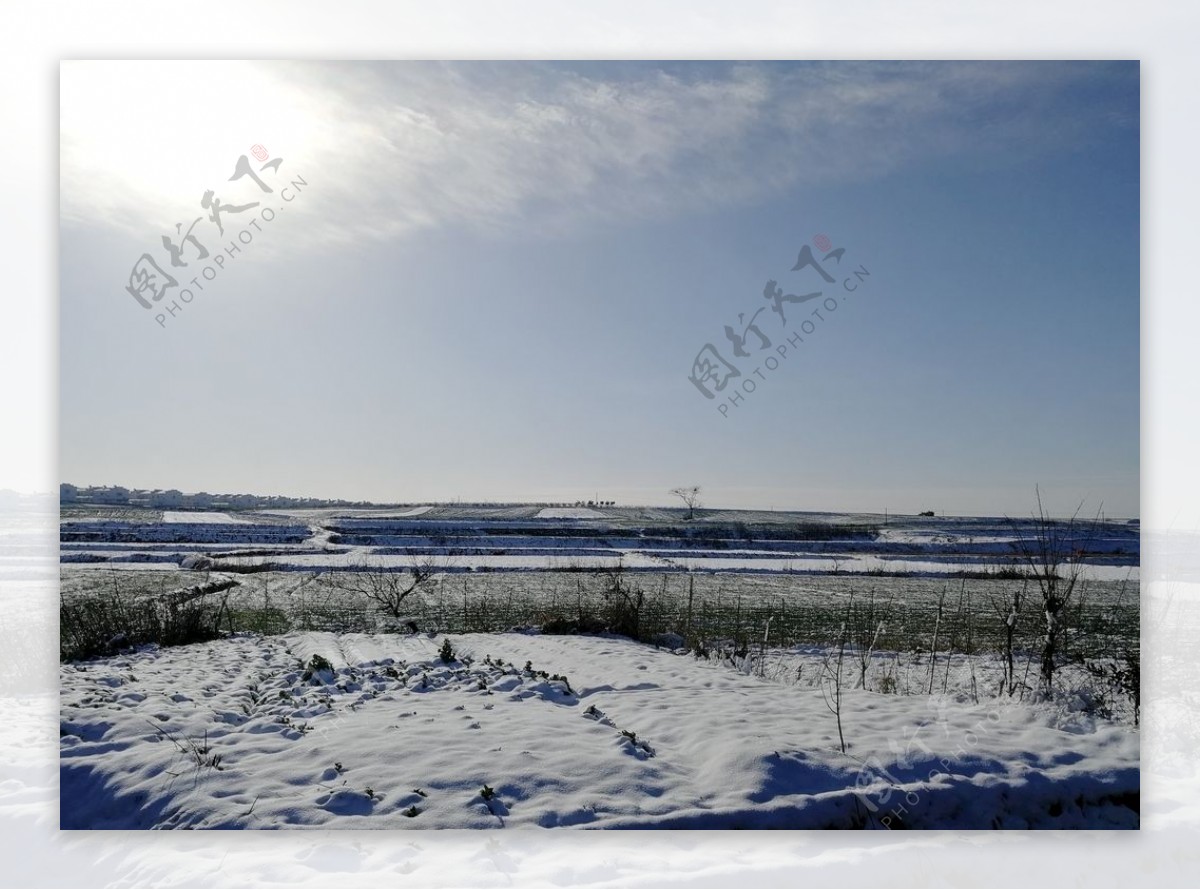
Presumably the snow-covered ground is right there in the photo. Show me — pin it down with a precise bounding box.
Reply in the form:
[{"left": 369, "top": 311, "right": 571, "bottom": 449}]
[
  {"left": 53, "top": 507, "right": 1144, "bottom": 833},
  {"left": 344, "top": 506, "right": 434, "bottom": 519},
  {"left": 535, "top": 508, "right": 606, "bottom": 519},
  {"left": 161, "top": 512, "right": 250, "bottom": 524},
  {"left": 58, "top": 509, "right": 1140, "bottom": 583},
  {"left": 59, "top": 631, "right": 1138, "bottom": 830}
]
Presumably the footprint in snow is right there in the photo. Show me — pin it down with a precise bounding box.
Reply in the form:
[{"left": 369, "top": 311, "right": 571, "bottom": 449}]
[{"left": 316, "top": 788, "right": 378, "bottom": 816}]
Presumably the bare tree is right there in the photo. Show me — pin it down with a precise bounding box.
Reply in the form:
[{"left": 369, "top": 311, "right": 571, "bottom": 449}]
[
  {"left": 337, "top": 553, "right": 446, "bottom": 623},
  {"left": 820, "top": 612, "right": 849, "bottom": 754},
  {"left": 597, "top": 560, "right": 645, "bottom": 640},
  {"left": 990, "top": 579, "right": 1026, "bottom": 697},
  {"left": 1008, "top": 487, "right": 1097, "bottom": 694},
  {"left": 848, "top": 591, "right": 891, "bottom": 690},
  {"left": 670, "top": 486, "right": 702, "bottom": 520}
]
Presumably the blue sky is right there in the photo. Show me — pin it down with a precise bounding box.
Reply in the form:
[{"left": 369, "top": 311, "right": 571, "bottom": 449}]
[{"left": 59, "top": 61, "right": 1139, "bottom": 516}]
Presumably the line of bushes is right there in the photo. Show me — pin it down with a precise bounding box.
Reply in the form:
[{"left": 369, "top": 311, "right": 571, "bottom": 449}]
[{"left": 60, "top": 591, "right": 230, "bottom": 661}]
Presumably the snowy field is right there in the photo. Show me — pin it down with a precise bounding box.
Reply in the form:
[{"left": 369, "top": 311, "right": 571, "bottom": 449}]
[
  {"left": 59, "top": 631, "right": 1138, "bottom": 830},
  {"left": 535, "top": 507, "right": 606, "bottom": 519},
  {"left": 161, "top": 511, "right": 250, "bottom": 524},
  {"left": 58, "top": 507, "right": 1139, "bottom": 580},
  {"left": 57, "top": 507, "right": 1139, "bottom": 656},
  {"left": 56, "top": 505, "right": 1142, "bottom": 830}
]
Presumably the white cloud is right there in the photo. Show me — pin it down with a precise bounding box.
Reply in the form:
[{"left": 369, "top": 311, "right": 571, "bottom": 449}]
[{"left": 60, "top": 61, "right": 1135, "bottom": 252}]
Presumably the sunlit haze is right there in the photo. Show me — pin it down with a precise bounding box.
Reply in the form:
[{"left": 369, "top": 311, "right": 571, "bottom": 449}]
[{"left": 60, "top": 61, "right": 1139, "bottom": 517}]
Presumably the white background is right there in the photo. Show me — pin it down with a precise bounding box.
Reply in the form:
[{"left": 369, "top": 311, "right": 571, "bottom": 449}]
[{"left": 3, "top": 1, "right": 1196, "bottom": 886}]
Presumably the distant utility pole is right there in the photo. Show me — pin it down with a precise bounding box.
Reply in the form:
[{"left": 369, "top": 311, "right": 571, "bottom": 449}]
[{"left": 884, "top": 507, "right": 888, "bottom": 525}]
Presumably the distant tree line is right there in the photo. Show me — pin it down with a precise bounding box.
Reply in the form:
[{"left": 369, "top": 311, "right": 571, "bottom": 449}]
[{"left": 60, "top": 483, "right": 620, "bottom": 512}]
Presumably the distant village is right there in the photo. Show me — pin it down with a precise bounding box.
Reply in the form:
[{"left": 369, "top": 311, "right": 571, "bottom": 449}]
[
  {"left": 59, "top": 484, "right": 619, "bottom": 511},
  {"left": 60, "top": 484, "right": 379, "bottom": 511}
]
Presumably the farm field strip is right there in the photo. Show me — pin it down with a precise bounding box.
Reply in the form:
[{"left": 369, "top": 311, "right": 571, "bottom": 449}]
[{"left": 58, "top": 508, "right": 1140, "bottom": 655}]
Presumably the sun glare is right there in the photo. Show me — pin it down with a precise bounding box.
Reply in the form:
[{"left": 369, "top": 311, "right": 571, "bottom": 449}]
[{"left": 61, "top": 61, "right": 327, "bottom": 230}]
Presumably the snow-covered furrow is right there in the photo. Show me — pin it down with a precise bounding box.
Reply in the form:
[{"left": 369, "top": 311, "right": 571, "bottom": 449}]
[{"left": 59, "top": 632, "right": 1138, "bottom": 830}]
